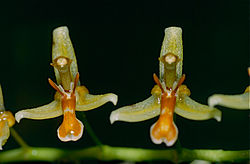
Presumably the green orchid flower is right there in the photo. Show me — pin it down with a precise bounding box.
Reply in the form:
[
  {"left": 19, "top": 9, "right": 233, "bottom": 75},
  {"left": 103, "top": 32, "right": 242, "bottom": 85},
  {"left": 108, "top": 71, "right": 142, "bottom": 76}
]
[
  {"left": 110, "top": 27, "right": 221, "bottom": 147},
  {"left": 0, "top": 85, "right": 15, "bottom": 150},
  {"left": 15, "top": 26, "right": 118, "bottom": 142}
]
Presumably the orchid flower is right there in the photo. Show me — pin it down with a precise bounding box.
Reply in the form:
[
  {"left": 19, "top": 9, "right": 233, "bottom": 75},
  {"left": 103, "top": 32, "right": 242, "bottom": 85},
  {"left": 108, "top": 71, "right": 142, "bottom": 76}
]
[
  {"left": 0, "top": 85, "right": 15, "bottom": 150},
  {"left": 208, "top": 68, "right": 250, "bottom": 110},
  {"left": 15, "top": 26, "right": 118, "bottom": 142},
  {"left": 110, "top": 27, "right": 222, "bottom": 147}
]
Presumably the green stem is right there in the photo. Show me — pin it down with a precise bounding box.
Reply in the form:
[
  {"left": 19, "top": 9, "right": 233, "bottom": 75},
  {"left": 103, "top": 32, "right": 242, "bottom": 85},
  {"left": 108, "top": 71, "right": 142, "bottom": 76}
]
[
  {"left": 10, "top": 128, "right": 29, "bottom": 149},
  {"left": 78, "top": 113, "right": 102, "bottom": 146},
  {"left": 0, "top": 145, "right": 248, "bottom": 163}
]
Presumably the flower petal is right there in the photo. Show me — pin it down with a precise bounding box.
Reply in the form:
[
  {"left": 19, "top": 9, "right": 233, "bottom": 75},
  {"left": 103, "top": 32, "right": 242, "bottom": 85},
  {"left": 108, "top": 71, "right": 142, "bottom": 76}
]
[
  {"left": 52, "top": 26, "right": 79, "bottom": 85},
  {"left": 15, "top": 100, "right": 62, "bottom": 123},
  {"left": 0, "top": 121, "right": 9, "bottom": 150},
  {"left": 76, "top": 93, "right": 118, "bottom": 112},
  {"left": 110, "top": 95, "right": 160, "bottom": 124},
  {"left": 150, "top": 121, "right": 178, "bottom": 147},
  {"left": 175, "top": 95, "right": 222, "bottom": 122},
  {"left": 57, "top": 112, "right": 84, "bottom": 142},
  {"left": 159, "top": 27, "right": 183, "bottom": 81},
  {"left": 208, "top": 92, "right": 250, "bottom": 110}
]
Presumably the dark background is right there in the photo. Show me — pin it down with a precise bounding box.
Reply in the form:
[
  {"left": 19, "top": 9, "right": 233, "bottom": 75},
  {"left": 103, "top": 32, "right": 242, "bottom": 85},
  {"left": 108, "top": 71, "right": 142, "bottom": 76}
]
[{"left": 0, "top": 0, "right": 249, "bottom": 162}]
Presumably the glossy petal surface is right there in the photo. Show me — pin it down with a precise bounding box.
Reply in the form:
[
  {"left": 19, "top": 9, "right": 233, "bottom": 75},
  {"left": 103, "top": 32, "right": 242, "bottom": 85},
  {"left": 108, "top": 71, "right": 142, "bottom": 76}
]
[
  {"left": 57, "top": 112, "right": 84, "bottom": 142},
  {"left": 15, "top": 101, "right": 62, "bottom": 122},
  {"left": 175, "top": 95, "right": 222, "bottom": 121},
  {"left": 208, "top": 92, "right": 250, "bottom": 110},
  {"left": 76, "top": 93, "right": 118, "bottom": 112},
  {"left": 110, "top": 95, "right": 160, "bottom": 124},
  {"left": 150, "top": 121, "right": 178, "bottom": 147}
]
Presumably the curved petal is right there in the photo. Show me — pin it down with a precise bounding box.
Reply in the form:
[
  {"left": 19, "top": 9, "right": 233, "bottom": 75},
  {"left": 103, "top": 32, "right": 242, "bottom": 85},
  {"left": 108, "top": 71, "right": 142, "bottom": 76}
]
[
  {"left": 175, "top": 95, "right": 222, "bottom": 122},
  {"left": 52, "top": 26, "right": 79, "bottom": 85},
  {"left": 208, "top": 92, "right": 250, "bottom": 110},
  {"left": 0, "top": 121, "right": 9, "bottom": 150},
  {"left": 15, "top": 100, "right": 62, "bottom": 123},
  {"left": 110, "top": 95, "right": 160, "bottom": 124},
  {"left": 76, "top": 93, "right": 118, "bottom": 112}
]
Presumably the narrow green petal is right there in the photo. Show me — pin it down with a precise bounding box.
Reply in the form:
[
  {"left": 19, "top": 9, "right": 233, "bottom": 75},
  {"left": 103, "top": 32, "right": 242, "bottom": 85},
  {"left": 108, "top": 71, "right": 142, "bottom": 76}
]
[
  {"left": 175, "top": 95, "right": 222, "bottom": 122},
  {"left": 52, "top": 26, "right": 79, "bottom": 85},
  {"left": 0, "top": 121, "right": 9, "bottom": 150},
  {"left": 208, "top": 92, "right": 250, "bottom": 110},
  {"left": 110, "top": 95, "right": 160, "bottom": 124},
  {"left": 15, "top": 101, "right": 62, "bottom": 123},
  {"left": 76, "top": 93, "right": 118, "bottom": 112}
]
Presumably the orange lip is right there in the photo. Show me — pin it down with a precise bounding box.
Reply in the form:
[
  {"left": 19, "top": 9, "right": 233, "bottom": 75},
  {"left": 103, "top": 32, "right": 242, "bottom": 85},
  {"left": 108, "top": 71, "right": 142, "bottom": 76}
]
[
  {"left": 49, "top": 73, "right": 84, "bottom": 142},
  {"left": 150, "top": 74, "right": 185, "bottom": 146}
]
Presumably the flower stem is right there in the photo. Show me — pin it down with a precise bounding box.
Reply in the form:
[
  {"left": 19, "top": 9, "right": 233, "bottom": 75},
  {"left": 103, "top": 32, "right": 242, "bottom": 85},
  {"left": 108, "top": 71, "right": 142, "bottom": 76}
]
[
  {"left": 78, "top": 113, "right": 102, "bottom": 146},
  {"left": 0, "top": 145, "right": 248, "bottom": 163},
  {"left": 10, "top": 128, "right": 29, "bottom": 149}
]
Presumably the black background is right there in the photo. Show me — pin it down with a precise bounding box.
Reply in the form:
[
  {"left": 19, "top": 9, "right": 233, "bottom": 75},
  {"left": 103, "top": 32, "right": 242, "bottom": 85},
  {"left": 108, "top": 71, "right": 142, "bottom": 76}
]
[{"left": 0, "top": 0, "right": 249, "bottom": 163}]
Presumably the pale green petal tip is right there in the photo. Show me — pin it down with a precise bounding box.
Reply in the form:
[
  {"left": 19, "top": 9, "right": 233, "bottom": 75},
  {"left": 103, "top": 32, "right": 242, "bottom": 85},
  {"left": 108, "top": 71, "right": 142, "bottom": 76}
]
[
  {"left": 110, "top": 110, "right": 119, "bottom": 124},
  {"left": 109, "top": 95, "right": 160, "bottom": 124},
  {"left": 15, "top": 111, "right": 24, "bottom": 123},
  {"left": 0, "top": 122, "right": 10, "bottom": 150},
  {"left": 213, "top": 108, "right": 222, "bottom": 122},
  {"left": 0, "top": 137, "right": 7, "bottom": 150},
  {"left": 109, "top": 109, "right": 140, "bottom": 124},
  {"left": 208, "top": 95, "right": 219, "bottom": 108},
  {"left": 107, "top": 93, "right": 118, "bottom": 106},
  {"left": 175, "top": 96, "right": 222, "bottom": 122},
  {"left": 208, "top": 93, "right": 250, "bottom": 110},
  {"left": 15, "top": 101, "right": 62, "bottom": 123}
]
